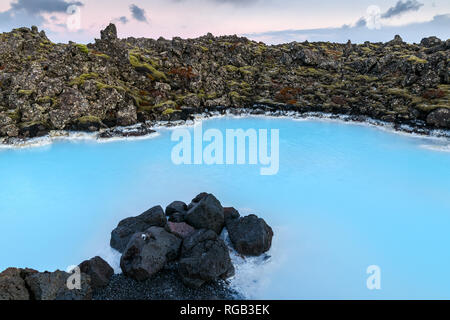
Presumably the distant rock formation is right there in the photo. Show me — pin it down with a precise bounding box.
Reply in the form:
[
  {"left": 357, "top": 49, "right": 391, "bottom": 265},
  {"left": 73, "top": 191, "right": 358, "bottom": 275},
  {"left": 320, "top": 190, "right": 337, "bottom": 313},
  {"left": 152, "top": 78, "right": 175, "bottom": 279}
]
[{"left": 0, "top": 24, "right": 448, "bottom": 142}]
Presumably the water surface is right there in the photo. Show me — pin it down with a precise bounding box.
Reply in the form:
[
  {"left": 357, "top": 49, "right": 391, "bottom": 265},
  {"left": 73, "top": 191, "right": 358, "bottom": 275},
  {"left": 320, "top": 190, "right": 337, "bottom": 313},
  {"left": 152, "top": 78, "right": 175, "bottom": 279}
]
[{"left": 1, "top": 117, "right": 450, "bottom": 299}]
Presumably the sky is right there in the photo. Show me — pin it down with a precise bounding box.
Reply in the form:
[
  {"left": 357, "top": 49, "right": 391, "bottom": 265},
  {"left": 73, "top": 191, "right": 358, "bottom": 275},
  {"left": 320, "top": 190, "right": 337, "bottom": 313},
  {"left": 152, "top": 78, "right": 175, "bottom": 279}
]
[{"left": 0, "top": 0, "right": 448, "bottom": 44}]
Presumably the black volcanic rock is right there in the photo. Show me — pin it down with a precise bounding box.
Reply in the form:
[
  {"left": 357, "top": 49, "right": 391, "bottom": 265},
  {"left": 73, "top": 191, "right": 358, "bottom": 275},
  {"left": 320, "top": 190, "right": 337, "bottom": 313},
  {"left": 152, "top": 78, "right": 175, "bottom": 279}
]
[
  {"left": 100, "top": 23, "right": 118, "bottom": 41},
  {"left": 226, "top": 214, "right": 274, "bottom": 256},
  {"left": 25, "top": 270, "right": 92, "bottom": 300},
  {"left": 178, "top": 229, "right": 234, "bottom": 288},
  {"left": 0, "top": 268, "right": 36, "bottom": 300},
  {"left": 110, "top": 205, "right": 167, "bottom": 253},
  {"left": 120, "top": 227, "right": 181, "bottom": 281},
  {"left": 165, "top": 200, "right": 188, "bottom": 222},
  {"left": 427, "top": 108, "right": 450, "bottom": 128},
  {"left": 79, "top": 256, "right": 114, "bottom": 289},
  {"left": 185, "top": 193, "right": 225, "bottom": 234}
]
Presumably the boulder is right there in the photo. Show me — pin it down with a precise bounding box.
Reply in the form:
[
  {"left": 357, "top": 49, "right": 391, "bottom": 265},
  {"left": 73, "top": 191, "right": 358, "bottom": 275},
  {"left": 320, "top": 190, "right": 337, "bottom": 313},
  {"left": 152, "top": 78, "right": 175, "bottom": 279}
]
[
  {"left": 110, "top": 205, "right": 167, "bottom": 253},
  {"left": 0, "top": 268, "right": 37, "bottom": 300},
  {"left": 223, "top": 207, "right": 240, "bottom": 223},
  {"left": 120, "top": 227, "right": 182, "bottom": 281},
  {"left": 178, "top": 229, "right": 235, "bottom": 288},
  {"left": 167, "top": 221, "right": 195, "bottom": 239},
  {"left": 25, "top": 270, "right": 92, "bottom": 300},
  {"left": 426, "top": 108, "right": 450, "bottom": 129},
  {"left": 185, "top": 193, "right": 224, "bottom": 234},
  {"left": 420, "top": 36, "right": 442, "bottom": 48},
  {"left": 79, "top": 256, "right": 114, "bottom": 289},
  {"left": 226, "top": 214, "right": 273, "bottom": 256},
  {"left": 165, "top": 201, "right": 188, "bottom": 222}
]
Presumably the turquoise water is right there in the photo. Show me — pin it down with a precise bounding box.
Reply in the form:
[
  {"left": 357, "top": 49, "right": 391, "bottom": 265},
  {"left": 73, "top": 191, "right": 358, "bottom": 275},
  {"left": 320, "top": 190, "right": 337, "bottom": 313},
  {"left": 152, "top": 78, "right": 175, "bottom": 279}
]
[{"left": 1, "top": 117, "right": 450, "bottom": 299}]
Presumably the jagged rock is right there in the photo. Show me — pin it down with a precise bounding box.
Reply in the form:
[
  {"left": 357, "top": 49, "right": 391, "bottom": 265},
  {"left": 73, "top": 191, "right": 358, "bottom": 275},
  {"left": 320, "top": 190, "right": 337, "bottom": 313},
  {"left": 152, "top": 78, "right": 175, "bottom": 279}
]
[
  {"left": 388, "top": 34, "right": 404, "bottom": 45},
  {"left": 25, "top": 270, "right": 92, "bottom": 300},
  {"left": 110, "top": 205, "right": 167, "bottom": 253},
  {"left": 0, "top": 268, "right": 37, "bottom": 300},
  {"left": 226, "top": 214, "right": 274, "bottom": 256},
  {"left": 427, "top": 108, "right": 450, "bottom": 129},
  {"left": 185, "top": 193, "right": 225, "bottom": 234},
  {"left": 165, "top": 201, "right": 188, "bottom": 222},
  {"left": 101, "top": 23, "right": 118, "bottom": 41},
  {"left": 178, "top": 229, "right": 235, "bottom": 288},
  {"left": 120, "top": 227, "right": 182, "bottom": 281},
  {"left": 79, "top": 256, "right": 114, "bottom": 289}
]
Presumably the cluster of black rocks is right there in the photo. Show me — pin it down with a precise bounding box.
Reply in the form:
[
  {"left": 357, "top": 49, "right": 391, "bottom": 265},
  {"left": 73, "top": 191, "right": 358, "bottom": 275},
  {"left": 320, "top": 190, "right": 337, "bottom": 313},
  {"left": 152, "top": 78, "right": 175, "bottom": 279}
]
[{"left": 0, "top": 193, "right": 273, "bottom": 300}]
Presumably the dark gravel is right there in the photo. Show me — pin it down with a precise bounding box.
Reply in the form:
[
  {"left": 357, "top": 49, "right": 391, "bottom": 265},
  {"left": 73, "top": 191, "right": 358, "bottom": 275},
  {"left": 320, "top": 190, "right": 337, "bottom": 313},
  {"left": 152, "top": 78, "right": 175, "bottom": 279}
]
[{"left": 93, "top": 263, "right": 242, "bottom": 300}]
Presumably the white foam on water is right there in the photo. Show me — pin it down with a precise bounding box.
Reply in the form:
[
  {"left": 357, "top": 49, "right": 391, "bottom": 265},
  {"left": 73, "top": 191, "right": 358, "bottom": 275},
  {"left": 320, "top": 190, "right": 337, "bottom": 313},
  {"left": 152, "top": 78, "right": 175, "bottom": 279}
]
[
  {"left": 96, "top": 131, "right": 161, "bottom": 144},
  {"left": 420, "top": 144, "right": 450, "bottom": 152},
  {"left": 97, "top": 245, "right": 122, "bottom": 274},
  {"left": 221, "top": 226, "right": 286, "bottom": 299}
]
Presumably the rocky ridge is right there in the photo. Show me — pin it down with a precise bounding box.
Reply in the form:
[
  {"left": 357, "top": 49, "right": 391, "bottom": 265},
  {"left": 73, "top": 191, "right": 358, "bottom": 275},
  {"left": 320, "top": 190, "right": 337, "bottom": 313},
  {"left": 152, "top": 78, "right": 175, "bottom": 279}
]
[{"left": 0, "top": 24, "right": 449, "bottom": 142}]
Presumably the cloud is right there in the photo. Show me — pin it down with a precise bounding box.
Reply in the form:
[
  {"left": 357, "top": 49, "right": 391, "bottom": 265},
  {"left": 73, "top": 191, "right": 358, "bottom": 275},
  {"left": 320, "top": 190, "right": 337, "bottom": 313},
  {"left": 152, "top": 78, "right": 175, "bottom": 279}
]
[
  {"left": 113, "top": 16, "right": 129, "bottom": 24},
  {"left": 245, "top": 14, "right": 450, "bottom": 44},
  {"left": 10, "top": 0, "right": 83, "bottom": 14},
  {"left": 0, "top": 0, "right": 84, "bottom": 32},
  {"left": 129, "top": 4, "right": 148, "bottom": 23},
  {"left": 381, "top": 0, "right": 424, "bottom": 19}
]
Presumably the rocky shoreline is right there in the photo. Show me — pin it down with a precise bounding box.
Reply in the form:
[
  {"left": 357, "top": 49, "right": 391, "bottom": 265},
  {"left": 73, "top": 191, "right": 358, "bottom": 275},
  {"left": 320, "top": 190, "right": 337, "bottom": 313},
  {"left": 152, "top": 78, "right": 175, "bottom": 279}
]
[
  {"left": 0, "top": 193, "right": 273, "bottom": 300},
  {"left": 0, "top": 24, "right": 448, "bottom": 142},
  {"left": 2, "top": 109, "right": 450, "bottom": 149}
]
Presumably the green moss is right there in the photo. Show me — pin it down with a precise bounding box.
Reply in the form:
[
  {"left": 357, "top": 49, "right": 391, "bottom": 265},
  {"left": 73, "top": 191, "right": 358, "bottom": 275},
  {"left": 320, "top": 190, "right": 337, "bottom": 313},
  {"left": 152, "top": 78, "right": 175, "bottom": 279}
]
[
  {"left": 129, "top": 53, "right": 167, "bottom": 81},
  {"left": 95, "top": 81, "right": 126, "bottom": 92},
  {"left": 407, "top": 55, "right": 428, "bottom": 64},
  {"left": 17, "top": 89, "right": 33, "bottom": 96},
  {"left": 76, "top": 44, "right": 89, "bottom": 54},
  {"left": 69, "top": 73, "right": 99, "bottom": 86},
  {"left": 37, "top": 96, "right": 57, "bottom": 106},
  {"left": 162, "top": 108, "right": 180, "bottom": 115},
  {"left": 77, "top": 115, "right": 101, "bottom": 124},
  {"left": 225, "top": 65, "right": 239, "bottom": 73},
  {"left": 387, "top": 88, "right": 413, "bottom": 99},
  {"left": 154, "top": 100, "right": 176, "bottom": 109},
  {"left": 8, "top": 109, "right": 21, "bottom": 122}
]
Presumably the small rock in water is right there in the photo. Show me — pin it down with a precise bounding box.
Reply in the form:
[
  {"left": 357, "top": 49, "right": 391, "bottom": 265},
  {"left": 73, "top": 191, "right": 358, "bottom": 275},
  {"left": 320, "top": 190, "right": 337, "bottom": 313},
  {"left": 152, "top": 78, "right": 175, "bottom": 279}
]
[{"left": 226, "top": 214, "right": 274, "bottom": 256}]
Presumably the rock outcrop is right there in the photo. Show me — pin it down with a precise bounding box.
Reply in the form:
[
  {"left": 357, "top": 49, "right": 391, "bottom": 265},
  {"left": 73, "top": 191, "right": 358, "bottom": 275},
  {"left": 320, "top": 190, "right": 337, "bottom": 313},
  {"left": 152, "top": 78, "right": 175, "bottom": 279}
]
[
  {"left": 110, "top": 205, "right": 167, "bottom": 253},
  {"left": 0, "top": 25, "right": 449, "bottom": 144},
  {"left": 0, "top": 268, "right": 36, "bottom": 300}
]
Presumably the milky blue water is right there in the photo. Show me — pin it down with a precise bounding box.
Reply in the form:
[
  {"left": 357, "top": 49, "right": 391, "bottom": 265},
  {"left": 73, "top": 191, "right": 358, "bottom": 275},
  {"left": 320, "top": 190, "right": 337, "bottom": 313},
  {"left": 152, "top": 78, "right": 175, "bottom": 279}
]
[{"left": 1, "top": 117, "right": 450, "bottom": 299}]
